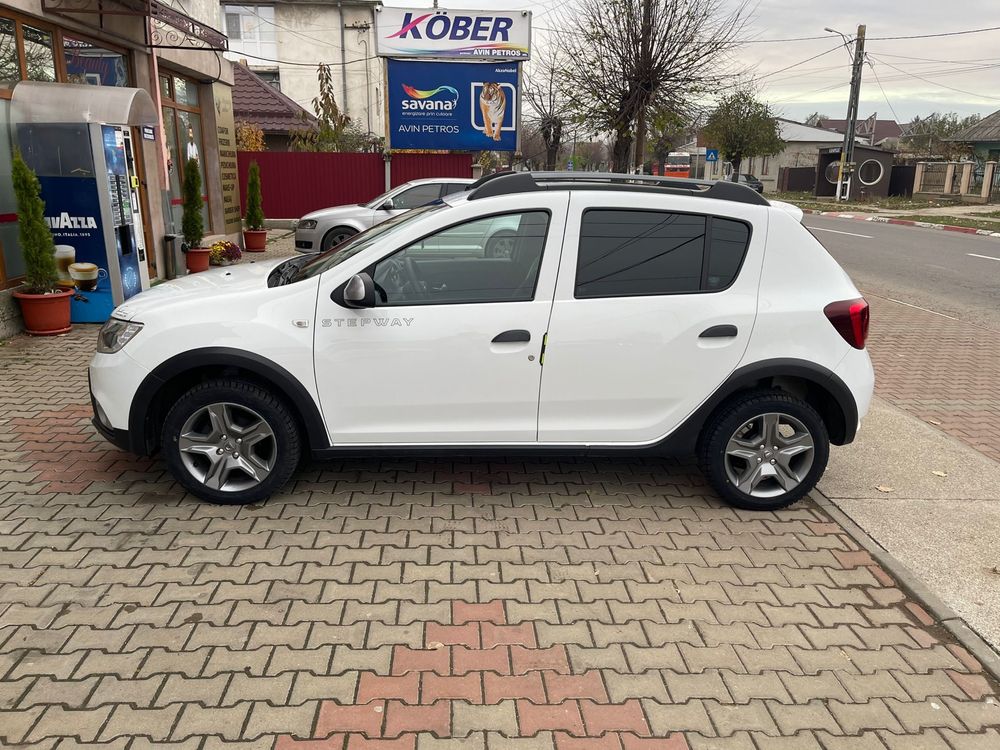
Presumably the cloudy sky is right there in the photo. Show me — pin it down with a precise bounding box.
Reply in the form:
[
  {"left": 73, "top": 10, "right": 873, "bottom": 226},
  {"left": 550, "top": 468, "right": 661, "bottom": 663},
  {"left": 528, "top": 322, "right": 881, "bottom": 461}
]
[{"left": 382, "top": 0, "right": 1000, "bottom": 124}]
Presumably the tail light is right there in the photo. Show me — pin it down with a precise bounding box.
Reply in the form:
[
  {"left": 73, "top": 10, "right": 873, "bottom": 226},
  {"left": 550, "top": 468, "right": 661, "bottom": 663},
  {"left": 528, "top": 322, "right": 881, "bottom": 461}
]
[{"left": 824, "top": 298, "right": 869, "bottom": 349}]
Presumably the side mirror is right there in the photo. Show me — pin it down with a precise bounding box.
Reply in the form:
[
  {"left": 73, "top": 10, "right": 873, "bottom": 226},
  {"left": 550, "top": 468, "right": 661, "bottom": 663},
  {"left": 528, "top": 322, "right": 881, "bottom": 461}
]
[
  {"left": 379, "top": 199, "right": 394, "bottom": 211},
  {"left": 334, "top": 272, "right": 377, "bottom": 308}
]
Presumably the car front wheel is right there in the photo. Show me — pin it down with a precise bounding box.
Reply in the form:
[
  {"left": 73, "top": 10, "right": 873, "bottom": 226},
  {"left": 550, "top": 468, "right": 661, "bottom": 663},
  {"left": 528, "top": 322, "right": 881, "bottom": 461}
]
[
  {"left": 162, "top": 379, "right": 301, "bottom": 505},
  {"left": 322, "top": 226, "right": 357, "bottom": 253},
  {"left": 698, "top": 391, "right": 829, "bottom": 511}
]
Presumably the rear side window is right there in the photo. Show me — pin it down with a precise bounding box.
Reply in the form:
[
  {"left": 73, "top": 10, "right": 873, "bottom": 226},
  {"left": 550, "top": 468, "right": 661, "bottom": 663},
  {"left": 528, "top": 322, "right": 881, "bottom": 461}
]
[{"left": 575, "top": 209, "right": 750, "bottom": 298}]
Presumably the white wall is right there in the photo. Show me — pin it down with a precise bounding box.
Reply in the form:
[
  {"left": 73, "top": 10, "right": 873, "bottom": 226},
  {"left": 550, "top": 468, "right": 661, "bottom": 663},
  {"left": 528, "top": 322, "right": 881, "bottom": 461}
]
[{"left": 262, "top": 3, "right": 382, "bottom": 138}]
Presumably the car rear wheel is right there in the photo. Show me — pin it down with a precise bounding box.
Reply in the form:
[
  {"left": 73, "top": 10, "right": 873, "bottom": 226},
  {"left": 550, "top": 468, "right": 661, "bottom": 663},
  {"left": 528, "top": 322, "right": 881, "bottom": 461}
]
[
  {"left": 485, "top": 230, "right": 517, "bottom": 258},
  {"left": 322, "top": 226, "right": 357, "bottom": 253},
  {"left": 698, "top": 391, "right": 829, "bottom": 511},
  {"left": 162, "top": 379, "right": 301, "bottom": 505}
]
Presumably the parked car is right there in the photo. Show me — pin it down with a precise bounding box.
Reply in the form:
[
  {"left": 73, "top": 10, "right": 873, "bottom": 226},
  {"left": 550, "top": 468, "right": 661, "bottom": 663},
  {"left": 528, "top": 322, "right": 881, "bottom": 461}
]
[
  {"left": 295, "top": 178, "right": 474, "bottom": 253},
  {"left": 735, "top": 173, "right": 764, "bottom": 193},
  {"left": 91, "top": 171, "right": 873, "bottom": 511}
]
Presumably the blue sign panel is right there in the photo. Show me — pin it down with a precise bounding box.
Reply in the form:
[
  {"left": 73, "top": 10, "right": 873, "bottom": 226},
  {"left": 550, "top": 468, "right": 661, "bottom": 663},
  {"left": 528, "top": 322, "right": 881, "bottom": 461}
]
[
  {"left": 39, "top": 174, "right": 115, "bottom": 323},
  {"left": 387, "top": 59, "right": 519, "bottom": 151},
  {"left": 706, "top": 149, "right": 719, "bottom": 162}
]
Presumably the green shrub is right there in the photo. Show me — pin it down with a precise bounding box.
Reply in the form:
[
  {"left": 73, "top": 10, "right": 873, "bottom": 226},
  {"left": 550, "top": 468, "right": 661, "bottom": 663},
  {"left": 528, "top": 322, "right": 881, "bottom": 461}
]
[
  {"left": 181, "top": 157, "right": 204, "bottom": 248},
  {"left": 12, "top": 151, "right": 58, "bottom": 294},
  {"left": 244, "top": 161, "right": 265, "bottom": 230}
]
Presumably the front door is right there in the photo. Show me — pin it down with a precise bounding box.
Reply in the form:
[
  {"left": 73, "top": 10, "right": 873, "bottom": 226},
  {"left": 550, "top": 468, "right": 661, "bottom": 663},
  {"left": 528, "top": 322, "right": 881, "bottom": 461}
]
[
  {"left": 314, "top": 197, "right": 569, "bottom": 444},
  {"left": 538, "top": 193, "right": 766, "bottom": 444}
]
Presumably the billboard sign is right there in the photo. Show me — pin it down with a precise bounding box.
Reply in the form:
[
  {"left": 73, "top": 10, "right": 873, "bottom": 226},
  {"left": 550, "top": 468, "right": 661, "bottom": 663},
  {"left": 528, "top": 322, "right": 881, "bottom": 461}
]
[
  {"left": 387, "top": 59, "right": 519, "bottom": 151},
  {"left": 376, "top": 7, "right": 531, "bottom": 60}
]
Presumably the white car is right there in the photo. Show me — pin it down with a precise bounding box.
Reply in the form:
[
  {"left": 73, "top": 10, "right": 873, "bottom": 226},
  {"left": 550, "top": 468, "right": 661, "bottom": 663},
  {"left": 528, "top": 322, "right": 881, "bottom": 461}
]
[
  {"left": 295, "top": 177, "right": 474, "bottom": 253},
  {"left": 90, "top": 172, "right": 873, "bottom": 511}
]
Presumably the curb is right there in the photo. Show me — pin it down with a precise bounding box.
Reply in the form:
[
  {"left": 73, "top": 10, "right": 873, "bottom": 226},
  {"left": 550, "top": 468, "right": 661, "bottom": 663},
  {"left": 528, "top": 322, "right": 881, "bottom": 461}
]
[
  {"left": 810, "top": 488, "right": 1000, "bottom": 682},
  {"left": 800, "top": 208, "right": 1000, "bottom": 238}
]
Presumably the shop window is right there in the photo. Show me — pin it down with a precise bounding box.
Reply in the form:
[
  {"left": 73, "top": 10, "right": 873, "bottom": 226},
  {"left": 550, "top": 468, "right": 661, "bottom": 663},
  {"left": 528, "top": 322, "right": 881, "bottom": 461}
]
[
  {"left": 161, "top": 72, "right": 210, "bottom": 233},
  {"left": 173, "top": 75, "right": 199, "bottom": 107},
  {"left": 0, "top": 18, "right": 18, "bottom": 89},
  {"left": 22, "top": 25, "right": 55, "bottom": 82},
  {"left": 63, "top": 36, "right": 129, "bottom": 87}
]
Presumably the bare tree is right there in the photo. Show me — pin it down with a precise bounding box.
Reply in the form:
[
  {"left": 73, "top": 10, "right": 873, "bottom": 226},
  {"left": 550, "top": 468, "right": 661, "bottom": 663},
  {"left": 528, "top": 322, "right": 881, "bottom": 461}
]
[
  {"left": 523, "top": 45, "right": 573, "bottom": 171},
  {"left": 561, "top": 0, "right": 750, "bottom": 172}
]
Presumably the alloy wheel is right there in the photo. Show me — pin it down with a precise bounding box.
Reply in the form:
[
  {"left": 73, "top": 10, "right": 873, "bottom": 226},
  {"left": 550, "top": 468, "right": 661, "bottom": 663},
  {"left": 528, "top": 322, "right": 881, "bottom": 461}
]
[
  {"left": 177, "top": 402, "right": 276, "bottom": 492},
  {"left": 723, "top": 412, "right": 815, "bottom": 498}
]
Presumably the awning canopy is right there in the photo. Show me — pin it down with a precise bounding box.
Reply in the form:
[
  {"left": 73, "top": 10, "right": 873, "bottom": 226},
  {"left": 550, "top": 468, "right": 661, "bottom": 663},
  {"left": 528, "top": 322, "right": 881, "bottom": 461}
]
[{"left": 10, "top": 82, "right": 158, "bottom": 126}]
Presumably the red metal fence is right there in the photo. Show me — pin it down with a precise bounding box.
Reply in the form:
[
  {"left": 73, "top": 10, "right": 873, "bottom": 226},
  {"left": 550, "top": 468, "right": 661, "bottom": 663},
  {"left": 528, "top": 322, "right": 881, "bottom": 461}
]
[{"left": 237, "top": 152, "right": 474, "bottom": 219}]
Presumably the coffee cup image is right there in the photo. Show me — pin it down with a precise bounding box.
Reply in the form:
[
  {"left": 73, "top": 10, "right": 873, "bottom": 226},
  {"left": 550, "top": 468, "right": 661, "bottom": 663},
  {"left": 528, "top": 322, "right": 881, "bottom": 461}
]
[
  {"left": 69, "top": 262, "right": 108, "bottom": 292},
  {"left": 54, "top": 245, "right": 76, "bottom": 287}
]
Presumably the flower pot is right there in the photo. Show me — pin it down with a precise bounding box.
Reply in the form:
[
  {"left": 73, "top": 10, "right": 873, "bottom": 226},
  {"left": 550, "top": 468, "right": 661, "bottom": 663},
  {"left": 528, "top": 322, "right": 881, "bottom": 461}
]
[
  {"left": 243, "top": 229, "right": 267, "bottom": 252},
  {"left": 13, "top": 288, "right": 73, "bottom": 336},
  {"left": 185, "top": 247, "right": 211, "bottom": 273}
]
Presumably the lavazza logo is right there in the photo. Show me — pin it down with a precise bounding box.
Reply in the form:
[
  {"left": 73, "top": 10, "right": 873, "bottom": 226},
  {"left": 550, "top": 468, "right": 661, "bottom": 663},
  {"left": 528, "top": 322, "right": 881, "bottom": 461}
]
[{"left": 47, "top": 212, "right": 98, "bottom": 229}]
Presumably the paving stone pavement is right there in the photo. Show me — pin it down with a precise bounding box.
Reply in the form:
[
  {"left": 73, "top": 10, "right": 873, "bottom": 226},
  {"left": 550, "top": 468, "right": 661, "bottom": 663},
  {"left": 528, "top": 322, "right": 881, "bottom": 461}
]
[
  {"left": 864, "top": 294, "right": 1000, "bottom": 465},
  {"left": 2, "top": 309, "right": 1000, "bottom": 748}
]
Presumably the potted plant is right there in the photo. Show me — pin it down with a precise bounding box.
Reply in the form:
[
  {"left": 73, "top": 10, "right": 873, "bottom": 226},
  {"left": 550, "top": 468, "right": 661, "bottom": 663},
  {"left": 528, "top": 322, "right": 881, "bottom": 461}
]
[
  {"left": 10, "top": 151, "right": 72, "bottom": 335},
  {"left": 181, "top": 157, "right": 210, "bottom": 272},
  {"left": 209, "top": 239, "right": 242, "bottom": 266},
  {"left": 243, "top": 160, "right": 267, "bottom": 251}
]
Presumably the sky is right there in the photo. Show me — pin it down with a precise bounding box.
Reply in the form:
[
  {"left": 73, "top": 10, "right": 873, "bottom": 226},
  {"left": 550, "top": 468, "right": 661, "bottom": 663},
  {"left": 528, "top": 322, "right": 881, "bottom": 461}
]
[{"left": 381, "top": 0, "right": 1000, "bottom": 125}]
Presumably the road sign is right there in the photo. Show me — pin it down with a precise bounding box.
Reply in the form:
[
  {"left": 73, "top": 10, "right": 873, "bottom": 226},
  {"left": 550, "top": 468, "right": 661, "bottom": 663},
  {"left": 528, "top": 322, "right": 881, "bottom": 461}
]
[
  {"left": 566, "top": 159, "right": 573, "bottom": 171},
  {"left": 706, "top": 149, "right": 719, "bottom": 162}
]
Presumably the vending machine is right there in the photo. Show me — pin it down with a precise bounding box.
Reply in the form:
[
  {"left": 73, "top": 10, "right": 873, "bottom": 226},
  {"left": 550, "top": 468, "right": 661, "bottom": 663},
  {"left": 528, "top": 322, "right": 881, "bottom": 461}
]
[{"left": 12, "top": 83, "right": 154, "bottom": 323}]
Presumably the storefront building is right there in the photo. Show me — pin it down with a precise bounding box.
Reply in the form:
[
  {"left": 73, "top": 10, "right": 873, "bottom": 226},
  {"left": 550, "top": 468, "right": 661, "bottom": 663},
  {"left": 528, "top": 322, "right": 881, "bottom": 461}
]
[{"left": 0, "top": 0, "right": 241, "bottom": 336}]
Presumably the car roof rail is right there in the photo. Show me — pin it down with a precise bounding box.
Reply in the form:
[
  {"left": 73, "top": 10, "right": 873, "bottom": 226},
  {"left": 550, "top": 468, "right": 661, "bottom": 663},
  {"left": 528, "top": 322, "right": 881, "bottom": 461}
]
[{"left": 466, "top": 170, "right": 770, "bottom": 206}]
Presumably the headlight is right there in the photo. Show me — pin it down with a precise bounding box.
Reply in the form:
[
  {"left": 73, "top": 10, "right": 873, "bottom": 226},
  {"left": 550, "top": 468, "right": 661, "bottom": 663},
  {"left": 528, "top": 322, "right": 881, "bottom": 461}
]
[
  {"left": 97, "top": 318, "right": 143, "bottom": 353},
  {"left": 298, "top": 219, "right": 318, "bottom": 230}
]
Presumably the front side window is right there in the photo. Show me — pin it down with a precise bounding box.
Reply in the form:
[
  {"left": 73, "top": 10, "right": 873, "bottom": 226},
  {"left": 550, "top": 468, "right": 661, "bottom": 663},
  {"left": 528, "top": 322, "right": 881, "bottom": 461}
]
[
  {"left": 372, "top": 211, "right": 549, "bottom": 306},
  {"left": 392, "top": 184, "right": 443, "bottom": 210},
  {"left": 575, "top": 209, "right": 750, "bottom": 298}
]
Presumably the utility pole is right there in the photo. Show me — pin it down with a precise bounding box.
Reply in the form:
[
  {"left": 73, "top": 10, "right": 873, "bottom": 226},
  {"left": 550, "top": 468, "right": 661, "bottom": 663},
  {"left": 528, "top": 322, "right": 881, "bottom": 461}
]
[{"left": 835, "top": 24, "right": 866, "bottom": 201}]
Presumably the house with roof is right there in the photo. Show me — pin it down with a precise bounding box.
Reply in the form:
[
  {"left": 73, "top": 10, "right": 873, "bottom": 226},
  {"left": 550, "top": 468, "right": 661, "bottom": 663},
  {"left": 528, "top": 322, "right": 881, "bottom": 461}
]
[
  {"left": 233, "top": 62, "right": 318, "bottom": 151},
  {"left": 816, "top": 116, "right": 904, "bottom": 149},
  {"left": 732, "top": 119, "right": 849, "bottom": 193},
  {"left": 950, "top": 109, "right": 1000, "bottom": 163}
]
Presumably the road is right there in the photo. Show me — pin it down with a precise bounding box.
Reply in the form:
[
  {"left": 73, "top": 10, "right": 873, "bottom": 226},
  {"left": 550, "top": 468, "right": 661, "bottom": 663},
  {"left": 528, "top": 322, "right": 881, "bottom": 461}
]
[{"left": 804, "top": 214, "right": 1000, "bottom": 329}]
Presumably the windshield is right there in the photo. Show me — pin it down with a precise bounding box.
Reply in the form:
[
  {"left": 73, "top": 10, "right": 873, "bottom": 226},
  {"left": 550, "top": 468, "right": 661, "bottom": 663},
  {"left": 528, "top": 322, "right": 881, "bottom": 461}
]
[
  {"left": 364, "top": 186, "right": 399, "bottom": 209},
  {"left": 290, "top": 203, "right": 444, "bottom": 282}
]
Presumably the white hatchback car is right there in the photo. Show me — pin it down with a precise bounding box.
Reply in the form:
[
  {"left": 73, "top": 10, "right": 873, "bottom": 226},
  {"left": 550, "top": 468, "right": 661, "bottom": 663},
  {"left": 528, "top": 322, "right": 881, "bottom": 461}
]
[
  {"left": 295, "top": 177, "right": 474, "bottom": 253},
  {"left": 91, "top": 172, "right": 873, "bottom": 510}
]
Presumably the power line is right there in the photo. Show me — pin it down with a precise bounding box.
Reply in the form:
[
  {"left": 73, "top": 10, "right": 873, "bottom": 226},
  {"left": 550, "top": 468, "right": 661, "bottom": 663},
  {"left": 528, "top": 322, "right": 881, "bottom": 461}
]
[
  {"left": 755, "top": 42, "right": 849, "bottom": 81},
  {"left": 868, "top": 55, "right": 1000, "bottom": 102},
  {"left": 226, "top": 50, "right": 378, "bottom": 68},
  {"left": 868, "top": 24, "right": 1000, "bottom": 41},
  {"left": 864, "top": 57, "right": 901, "bottom": 126}
]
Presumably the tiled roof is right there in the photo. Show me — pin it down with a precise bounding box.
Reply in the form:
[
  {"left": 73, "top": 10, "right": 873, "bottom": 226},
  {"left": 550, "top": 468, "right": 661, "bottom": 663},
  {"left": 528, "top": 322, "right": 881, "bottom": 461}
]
[
  {"left": 950, "top": 109, "right": 1000, "bottom": 143},
  {"left": 232, "top": 62, "right": 317, "bottom": 133}
]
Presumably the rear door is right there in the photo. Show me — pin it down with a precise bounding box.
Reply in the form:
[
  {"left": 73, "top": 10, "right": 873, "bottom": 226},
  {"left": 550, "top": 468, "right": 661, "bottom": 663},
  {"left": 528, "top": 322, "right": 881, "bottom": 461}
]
[{"left": 538, "top": 192, "right": 767, "bottom": 444}]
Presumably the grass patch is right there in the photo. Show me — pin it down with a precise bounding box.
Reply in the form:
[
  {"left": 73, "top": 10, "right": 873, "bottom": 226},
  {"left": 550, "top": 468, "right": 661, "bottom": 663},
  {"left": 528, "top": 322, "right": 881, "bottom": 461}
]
[
  {"left": 771, "top": 191, "right": 949, "bottom": 213},
  {"left": 892, "top": 214, "right": 1000, "bottom": 232}
]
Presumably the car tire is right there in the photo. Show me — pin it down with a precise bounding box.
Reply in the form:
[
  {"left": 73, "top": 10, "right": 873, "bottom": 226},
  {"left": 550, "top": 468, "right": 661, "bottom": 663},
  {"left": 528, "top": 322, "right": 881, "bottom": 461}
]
[
  {"left": 484, "top": 230, "right": 517, "bottom": 258},
  {"left": 322, "top": 226, "right": 357, "bottom": 253},
  {"left": 698, "top": 390, "right": 829, "bottom": 511},
  {"left": 162, "top": 379, "right": 302, "bottom": 505}
]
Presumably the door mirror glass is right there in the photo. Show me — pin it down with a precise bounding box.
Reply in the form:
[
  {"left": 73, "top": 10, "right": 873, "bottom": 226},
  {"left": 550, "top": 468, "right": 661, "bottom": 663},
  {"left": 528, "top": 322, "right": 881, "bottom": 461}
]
[
  {"left": 379, "top": 198, "right": 394, "bottom": 210},
  {"left": 339, "top": 272, "right": 377, "bottom": 308}
]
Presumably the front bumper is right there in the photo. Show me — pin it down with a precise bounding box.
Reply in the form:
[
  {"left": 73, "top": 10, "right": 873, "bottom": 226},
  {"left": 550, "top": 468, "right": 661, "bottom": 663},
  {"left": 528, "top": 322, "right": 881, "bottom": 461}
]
[
  {"left": 294, "top": 227, "right": 320, "bottom": 253},
  {"left": 89, "top": 371, "right": 131, "bottom": 451}
]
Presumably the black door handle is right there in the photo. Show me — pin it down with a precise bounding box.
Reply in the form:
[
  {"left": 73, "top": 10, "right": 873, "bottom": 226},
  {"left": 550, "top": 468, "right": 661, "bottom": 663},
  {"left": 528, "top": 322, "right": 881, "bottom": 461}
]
[
  {"left": 492, "top": 329, "right": 531, "bottom": 343},
  {"left": 700, "top": 324, "right": 738, "bottom": 338}
]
